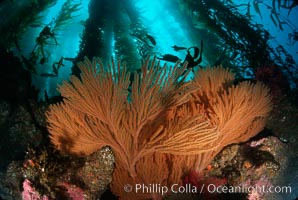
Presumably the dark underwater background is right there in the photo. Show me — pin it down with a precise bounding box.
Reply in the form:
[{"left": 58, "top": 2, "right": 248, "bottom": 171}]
[{"left": 0, "top": 0, "right": 297, "bottom": 199}]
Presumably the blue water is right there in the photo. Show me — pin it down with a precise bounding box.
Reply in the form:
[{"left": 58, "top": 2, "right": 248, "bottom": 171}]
[{"left": 16, "top": 0, "right": 298, "bottom": 99}]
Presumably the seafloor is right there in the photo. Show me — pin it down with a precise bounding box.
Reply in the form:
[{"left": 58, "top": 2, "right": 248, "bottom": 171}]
[{"left": 0, "top": 88, "right": 297, "bottom": 200}]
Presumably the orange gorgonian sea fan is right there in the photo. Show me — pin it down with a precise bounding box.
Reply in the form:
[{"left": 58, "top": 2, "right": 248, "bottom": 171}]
[{"left": 46, "top": 57, "right": 272, "bottom": 199}]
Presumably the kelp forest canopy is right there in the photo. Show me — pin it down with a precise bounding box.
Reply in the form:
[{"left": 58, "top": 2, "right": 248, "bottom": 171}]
[
  {"left": 0, "top": 0, "right": 297, "bottom": 98},
  {"left": 77, "top": 0, "right": 298, "bottom": 88},
  {"left": 175, "top": 0, "right": 298, "bottom": 85}
]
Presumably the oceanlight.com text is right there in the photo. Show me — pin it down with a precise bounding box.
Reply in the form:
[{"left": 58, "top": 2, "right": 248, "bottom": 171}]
[
  {"left": 123, "top": 183, "right": 292, "bottom": 196},
  {"left": 207, "top": 184, "right": 292, "bottom": 194}
]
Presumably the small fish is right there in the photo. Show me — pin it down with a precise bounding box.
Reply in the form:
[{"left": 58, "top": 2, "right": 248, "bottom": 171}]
[
  {"left": 157, "top": 54, "right": 180, "bottom": 63},
  {"left": 145, "top": 33, "right": 156, "bottom": 46},
  {"left": 40, "top": 73, "right": 58, "bottom": 77},
  {"left": 131, "top": 34, "right": 151, "bottom": 47},
  {"left": 64, "top": 57, "right": 76, "bottom": 62},
  {"left": 171, "top": 45, "right": 187, "bottom": 51}
]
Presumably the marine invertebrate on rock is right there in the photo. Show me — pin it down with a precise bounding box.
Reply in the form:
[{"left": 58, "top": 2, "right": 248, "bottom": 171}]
[
  {"left": 22, "top": 179, "right": 49, "bottom": 200},
  {"left": 46, "top": 57, "right": 272, "bottom": 199}
]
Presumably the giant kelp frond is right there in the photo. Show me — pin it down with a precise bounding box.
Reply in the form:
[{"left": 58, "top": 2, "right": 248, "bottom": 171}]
[
  {"left": 0, "top": 0, "right": 57, "bottom": 49},
  {"left": 178, "top": 0, "right": 297, "bottom": 86},
  {"left": 53, "top": 0, "right": 82, "bottom": 31}
]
